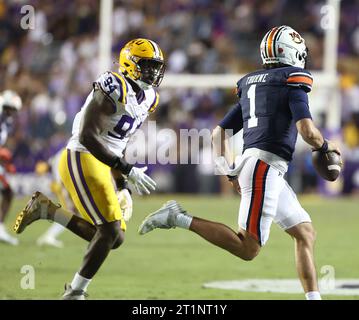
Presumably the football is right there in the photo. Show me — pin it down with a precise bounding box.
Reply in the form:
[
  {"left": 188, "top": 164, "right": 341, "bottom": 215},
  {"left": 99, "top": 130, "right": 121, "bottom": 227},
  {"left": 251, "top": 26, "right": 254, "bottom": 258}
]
[{"left": 312, "top": 150, "right": 343, "bottom": 182}]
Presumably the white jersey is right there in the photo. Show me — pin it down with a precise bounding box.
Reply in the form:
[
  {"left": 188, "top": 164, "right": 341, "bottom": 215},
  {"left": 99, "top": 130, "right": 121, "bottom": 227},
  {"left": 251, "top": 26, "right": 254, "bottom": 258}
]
[{"left": 67, "top": 71, "right": 159, "bottom": 158}]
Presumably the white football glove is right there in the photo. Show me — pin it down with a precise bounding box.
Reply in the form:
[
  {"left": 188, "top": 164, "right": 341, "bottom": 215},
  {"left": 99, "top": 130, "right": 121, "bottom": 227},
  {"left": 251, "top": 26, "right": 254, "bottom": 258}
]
[
  {"left": 128, "top": 166, "right": 156, "bottom": 195},
  {"left": 117, "top": 189, "right": 133, "bottom": 222}
]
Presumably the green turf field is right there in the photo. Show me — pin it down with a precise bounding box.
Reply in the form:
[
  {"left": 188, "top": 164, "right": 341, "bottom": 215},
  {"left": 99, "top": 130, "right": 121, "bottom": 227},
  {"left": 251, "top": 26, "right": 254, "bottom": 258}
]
[{"left": 0, "top": 195, "right": 358, "bottom": 300}]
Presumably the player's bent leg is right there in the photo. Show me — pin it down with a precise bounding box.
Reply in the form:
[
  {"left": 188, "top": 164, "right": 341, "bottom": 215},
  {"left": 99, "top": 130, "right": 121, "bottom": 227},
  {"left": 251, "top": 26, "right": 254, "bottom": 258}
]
[
  {"left": 190, "top": 218, "right": 261, "bottom": 261},
  {"left": 58, "top": 215, "right": 120, "bottom": 249},
  {"left": 286, "top": 222, "right": 320, "bottom": 299},
  {"left": 37, "top": 182, "right": 78, "bottom": 248},
  {"left": 138, "top": 200, "right": 261, "bottom": 261},
  {"left": 14, "top": 191, "right": 74, "bottom": 232},
  {"left": 13, "top": 191, "right": 99, "bottom": 244},
  {"left": 66, "top": 215, "right": 96, "bottom": 242},
  {"left": 13, "top": 192, "right": 59, "bottom": 234},
  {"left": 79, "top": 220, "right": 124, "bottom": 278},
  {"left": 188, "top": 158, "right": 285, "bottom": 260},
  {"left": 62, "top": 220, "right": 124, "bottom": 300}
]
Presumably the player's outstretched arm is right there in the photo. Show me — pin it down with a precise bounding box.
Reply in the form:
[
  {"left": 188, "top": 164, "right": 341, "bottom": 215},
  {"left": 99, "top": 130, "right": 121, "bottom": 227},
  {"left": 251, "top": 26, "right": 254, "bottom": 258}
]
[
  {"left": 212, "top": 126, "right": 241, "bottom": 194},
  {"left": 296, "top": 118, "right": 340, "bottom": 154},
  {"left": 212, "top": 103, "right": 244, "bottom": 171},
  {"left": 212, "top": 126, "right": 230, "bottom": 159}
]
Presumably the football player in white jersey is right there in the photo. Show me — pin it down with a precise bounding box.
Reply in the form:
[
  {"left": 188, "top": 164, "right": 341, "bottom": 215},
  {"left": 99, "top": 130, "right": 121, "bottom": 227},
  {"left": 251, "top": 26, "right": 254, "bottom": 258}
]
[
  {"left": 0, "top": 90, "right": 21, "bottom": 245},
  {"left": 36, "top": 148, "right": 134, "bottom": 248},
  {"left": 13, "top": 38, "right": 165, "bottom": 299}
]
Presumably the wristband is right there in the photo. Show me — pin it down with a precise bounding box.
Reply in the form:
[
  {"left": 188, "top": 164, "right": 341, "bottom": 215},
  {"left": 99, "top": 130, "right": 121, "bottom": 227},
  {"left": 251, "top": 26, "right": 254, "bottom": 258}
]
[
  {"left": 115, "top": 178, "right": 132, "bottom": 194},
  {"left": 317, "top": 140, "right": 328, "bottom": 153},
  {"left": 115, "top": 177, "right": 127, "bottom": 189},
  {"left": 112, "top": 157, "right": 133, "bottom": 175}
]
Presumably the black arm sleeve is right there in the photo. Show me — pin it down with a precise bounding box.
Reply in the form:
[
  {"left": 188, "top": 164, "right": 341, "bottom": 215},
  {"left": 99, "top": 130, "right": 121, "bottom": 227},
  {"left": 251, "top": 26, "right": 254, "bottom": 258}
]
[{"left": 218, "top": 103, "right": 244, "bottom": 135}]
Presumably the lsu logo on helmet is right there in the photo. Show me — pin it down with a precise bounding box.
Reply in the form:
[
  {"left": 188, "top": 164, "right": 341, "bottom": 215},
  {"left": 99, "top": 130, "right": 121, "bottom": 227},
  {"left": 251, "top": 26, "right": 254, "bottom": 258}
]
[{"left": 119, "top": 38, "right": 165, "bottom": 90}]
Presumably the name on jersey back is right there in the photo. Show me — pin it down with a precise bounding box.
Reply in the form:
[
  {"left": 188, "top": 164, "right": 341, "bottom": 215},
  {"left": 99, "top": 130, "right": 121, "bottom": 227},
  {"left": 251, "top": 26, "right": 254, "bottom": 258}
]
[{"left": 245, "top": 73, "right": 269, "bottom": 85}]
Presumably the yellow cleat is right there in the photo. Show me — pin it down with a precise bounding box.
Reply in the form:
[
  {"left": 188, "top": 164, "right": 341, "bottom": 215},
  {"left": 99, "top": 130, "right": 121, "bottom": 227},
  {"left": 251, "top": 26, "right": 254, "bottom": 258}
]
[{"left": 13, "top": 191, "right": 52, "bottom": 234}]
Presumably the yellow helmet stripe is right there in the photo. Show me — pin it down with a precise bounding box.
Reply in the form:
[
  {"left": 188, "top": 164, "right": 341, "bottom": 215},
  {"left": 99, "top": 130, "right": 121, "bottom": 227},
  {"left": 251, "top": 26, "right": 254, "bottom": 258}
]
[
  {"left": 112, "top": 72, "right": 128, "bottom": 104},
  {"left": 148, "top": 92, "right": 159, "bottom": 113}
]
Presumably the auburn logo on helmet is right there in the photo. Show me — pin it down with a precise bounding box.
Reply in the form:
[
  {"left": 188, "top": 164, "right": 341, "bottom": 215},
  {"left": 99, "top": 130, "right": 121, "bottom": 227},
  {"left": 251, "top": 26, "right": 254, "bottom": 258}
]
[{"left": 289, "top": 32, "right": 303, "bottom": 44}]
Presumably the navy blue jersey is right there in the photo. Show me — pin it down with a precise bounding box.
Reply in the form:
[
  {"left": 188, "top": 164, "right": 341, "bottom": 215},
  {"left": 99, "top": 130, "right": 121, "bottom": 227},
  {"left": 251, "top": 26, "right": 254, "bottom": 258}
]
[{"left": 219, "top": 66, "right": 313, "bottom": 161}]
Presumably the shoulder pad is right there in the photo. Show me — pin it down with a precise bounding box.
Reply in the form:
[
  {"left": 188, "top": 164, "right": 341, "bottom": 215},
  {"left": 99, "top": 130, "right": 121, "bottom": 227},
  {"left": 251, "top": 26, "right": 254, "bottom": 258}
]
[
  {"left": 94, "top": 72, "right": 129, "bottom": 111},
  {"left": 286, "top": 68, "right": 313, "bottom": 93}
]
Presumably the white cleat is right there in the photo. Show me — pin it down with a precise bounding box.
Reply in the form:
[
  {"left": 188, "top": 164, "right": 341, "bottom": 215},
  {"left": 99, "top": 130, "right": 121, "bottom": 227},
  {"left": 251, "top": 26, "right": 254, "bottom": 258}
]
[
  {"left": 62, "top": 283, "right": 88, "bottom": 300},
  {"left": 37, "top": 235, "right": 64, "bottom": 248},
  {"left": 0, "top": 226, "right": 19, "bottom": 246},
  {"left": 138, "top": 200, "right": 185, "bottom": 235}
]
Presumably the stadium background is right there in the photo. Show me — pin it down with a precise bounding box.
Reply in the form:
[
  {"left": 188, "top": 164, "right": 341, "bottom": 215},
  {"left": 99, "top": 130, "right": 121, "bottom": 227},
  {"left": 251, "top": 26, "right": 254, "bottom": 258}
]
[
  {"left": 1, "top": 0, "right": 359, "bottom": 196},
  {"left": 0, "top": 0, "right": 359, "bottom": 300}
]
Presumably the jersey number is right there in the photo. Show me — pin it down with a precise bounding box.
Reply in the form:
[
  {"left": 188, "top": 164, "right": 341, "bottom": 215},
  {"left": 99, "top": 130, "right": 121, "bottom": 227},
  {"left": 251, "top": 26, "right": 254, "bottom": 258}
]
[
  {"left": 104, "top": 76, "right": 116, "bottom": 94},
  {"left": 112, "top": 115, "right": 142, "bottom": 139},
  {"left": 247, "top": 84, "right": 258, "bottom": 128}
]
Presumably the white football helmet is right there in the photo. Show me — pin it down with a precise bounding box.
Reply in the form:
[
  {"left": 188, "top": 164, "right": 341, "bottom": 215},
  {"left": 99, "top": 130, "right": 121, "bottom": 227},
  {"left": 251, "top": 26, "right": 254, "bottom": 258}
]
[
  {"left": 260, "top": 25, "right": 308, "bottom": 69},
  {"left": 0, "top": 90, "right": 22, "bottom": 113}
]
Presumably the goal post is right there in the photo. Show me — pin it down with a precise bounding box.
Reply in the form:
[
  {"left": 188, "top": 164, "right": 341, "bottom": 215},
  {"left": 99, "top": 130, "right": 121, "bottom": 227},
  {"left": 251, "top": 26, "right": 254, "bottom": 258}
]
[{"left": 98, "top": 0, "right": 341, "bottom": 129}]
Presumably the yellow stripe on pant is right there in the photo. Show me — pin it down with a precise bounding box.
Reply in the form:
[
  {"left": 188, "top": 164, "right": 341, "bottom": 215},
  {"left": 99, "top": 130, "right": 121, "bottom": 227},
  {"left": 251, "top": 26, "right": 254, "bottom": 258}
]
[{"left": 58, "top": 149, "right": 126, "bottom": 231}]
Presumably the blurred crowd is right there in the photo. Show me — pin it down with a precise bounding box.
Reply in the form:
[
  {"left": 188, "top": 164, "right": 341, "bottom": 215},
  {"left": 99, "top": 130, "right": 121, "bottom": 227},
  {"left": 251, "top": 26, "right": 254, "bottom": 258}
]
[{"left": 1, "top": 0, "right": 359, "bottom": 194}]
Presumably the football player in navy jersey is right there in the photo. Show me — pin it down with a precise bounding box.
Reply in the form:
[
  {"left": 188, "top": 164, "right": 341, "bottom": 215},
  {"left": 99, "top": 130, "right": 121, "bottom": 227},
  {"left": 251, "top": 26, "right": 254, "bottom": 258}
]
[{"left": 139, "top": 26, "right": 340, "bottom": 300}]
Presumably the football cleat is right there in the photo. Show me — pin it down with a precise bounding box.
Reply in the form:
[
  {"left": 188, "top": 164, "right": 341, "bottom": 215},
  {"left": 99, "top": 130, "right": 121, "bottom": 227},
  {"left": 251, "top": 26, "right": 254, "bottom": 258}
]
[
  {"left": 13, "top": 191, "right": 55, "bottom": 234},
  {"left": 138, "top": 200, "right": 185, "bottom": 235},
  {"left": 62, "top": 283, "right": 88, "bottom": 300}
]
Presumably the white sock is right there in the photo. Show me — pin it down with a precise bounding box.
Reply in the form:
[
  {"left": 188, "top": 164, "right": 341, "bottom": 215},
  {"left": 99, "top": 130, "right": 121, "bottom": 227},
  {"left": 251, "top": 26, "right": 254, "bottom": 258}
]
[
  {"left": 44, "top": 223, "right": 65, "bottom": 238},
  {"left": 52, "top": 206, "right": 74, "bottom": 227},
  {"left": 175, "top": 213, "right": 193, "bottom": 229},
  {"left": 71, "top": 272, "right": 92, "bottom": 292},
  {"left": 305, "top": 291, "right": 322, "bottom": 300}
]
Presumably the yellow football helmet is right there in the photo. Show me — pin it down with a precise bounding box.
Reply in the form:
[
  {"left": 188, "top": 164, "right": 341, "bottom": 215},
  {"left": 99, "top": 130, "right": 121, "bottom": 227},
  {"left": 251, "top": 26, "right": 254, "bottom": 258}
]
[{"left": 119, "top": 38, "right": 165, "bottom": 89}]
